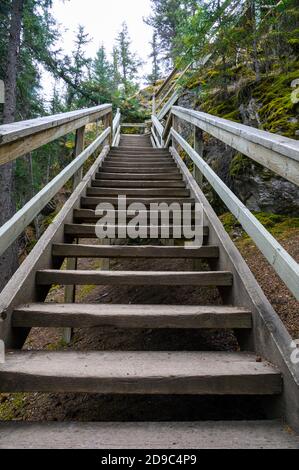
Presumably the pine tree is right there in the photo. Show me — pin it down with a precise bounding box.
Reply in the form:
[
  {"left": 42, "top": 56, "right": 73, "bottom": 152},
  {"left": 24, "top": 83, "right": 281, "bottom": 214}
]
[
  {"left": 115, "top": 22, "right": 142, "bottom": 93},
  {"left": 92, "top": 44, "right": 113, "bottom": 103},
  {"left": 147, "top": 32, "right": 161, "bottom": 84},
  {"left": 66, "top": 25, "right": 91, "bottom": 107}
]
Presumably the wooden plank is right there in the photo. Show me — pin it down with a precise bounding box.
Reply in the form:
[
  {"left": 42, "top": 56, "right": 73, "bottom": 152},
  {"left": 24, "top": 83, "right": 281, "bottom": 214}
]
[
  {"left": 172, "top": 145, "right": 299, "bottom": 432},
  {"left": 36, "top": 270, "right": 233, "bottom": 287},
  {"left": 95, "top": 173, "right": 183, "bottom": 181},
  {"left": 170, "top": 129, "right": 299, "bottom": 301},
  {"left": 92, "top": 180, "right": 186, "bottom": 188},
  {"left": 13, "top": 303, "right": 252, "bottom": 329},
  {"left": 157, "top": 90, "right": 181, "bottom": 121},
  {"left": 86, "top": 188, "right": 190, "bottom": 197},
  {"left": 0, "top": 146, "right": 110, "bottom": 348},
  {"left": 63, "top": 224, "right": 209, "bottom": 239},
  {"left": 155, "top": 68, "right": 178, "bottom": 99},
  {"left": 0, "top": 105, "right": 112, "bottom": 165},
  {"left": 81, "top": 197, "right": 195, "bottom": 208},
  {"left": 73, "top": 209, "right": 197, "bottom": 223},
  {"left": 99, "top": 167, "right": 180, "bottom": 174},
  {"left": 0, "top": 127, "right": 111, "bottom": 258},
  {"left": 0, "top": 351, "right": 281, "bottom": 395},
  {"left": 0, "top": 421, "right": 297, "bottom": 449},
  {"left": 152, "top": 115, "right": 164, "bottom": 138},
  {"left": 102, "top": 162, "right": 176, "bottom": 168},
  {"left": 52, "top": 243, "right": 218, "bottom": 259},
  {"left": 0, "top": 104, "right": 111, "bottom": 145},
  {"left": 121, "top": 123, "right": 147, "bottom": 128},
  {"left": 171, "top": 107, "right": 299, "bottom": 186}
]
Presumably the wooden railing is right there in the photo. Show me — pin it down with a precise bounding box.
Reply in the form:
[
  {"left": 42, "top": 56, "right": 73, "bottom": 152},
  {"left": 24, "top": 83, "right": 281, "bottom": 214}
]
[
  {"left": 0, "top": 104, "right": 121, "bottom": 258},
  {"left": 151, "top": 105, "right": 299, "bottom": 301}
]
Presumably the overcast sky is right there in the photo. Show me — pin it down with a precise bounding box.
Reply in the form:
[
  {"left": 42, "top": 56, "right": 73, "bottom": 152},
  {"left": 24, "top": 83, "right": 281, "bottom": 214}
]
[{"left": 43, "top": 0, "right": 154, "bottom": 100}]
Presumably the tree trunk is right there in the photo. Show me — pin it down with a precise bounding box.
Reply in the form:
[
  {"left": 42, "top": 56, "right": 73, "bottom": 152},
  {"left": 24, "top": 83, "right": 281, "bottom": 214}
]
[{"left": 0, "top": 0, "right": 24, "bottom": 292}]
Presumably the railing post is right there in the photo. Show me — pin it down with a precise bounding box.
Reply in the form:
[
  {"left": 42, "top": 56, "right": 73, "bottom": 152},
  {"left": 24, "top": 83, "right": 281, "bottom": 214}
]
[
  {"left": 193, "top": 125, "right": 204, "bottom": 189},
  {"left": 101, "top": 110, "right": 112, "bottom": 269},
  {"left": 152, "top": 94, "right": 156, "bottom": 116},
  {"left": 103, "top": 109, "right": 113, "bottom": 146},
  {"left": 63, "top": 125, "right": 86, "bottom": 344}
]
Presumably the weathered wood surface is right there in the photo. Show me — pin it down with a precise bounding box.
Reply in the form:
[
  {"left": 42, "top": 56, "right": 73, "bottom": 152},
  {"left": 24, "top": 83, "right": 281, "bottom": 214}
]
[
  {"left": 86, "top": 187, "right": 190, "bottom": 197},
  {"left": 72, "top": 209, "right": 198, "bottom": 224},
  {"left": 36, "top": 270, "right": 233, "bottom": 286},
  {"left": 0, "top": 104, "right": 112, "bottom": 165},
  {"left": 170, "top": 129, "right": 299, "bottom": 301},
  {"left": 13, "top": 303, "right": 252, "bottom": 329},
  {"left": 171, "top": 145, "right": 299, "bottom": 432},
  {"left": 0, "top": 127, "right": 111, "bottom": 258},
  {"left": 96, "top": 172, "right": 183, "bottom": 181},
  {"left": 52, "top": 244, "right": 219, "bottom": 259},
  {"left": 0, "top": 146, "right": 110, "bottom": 347},
  {"left": 92, "top": 180, "right": 186, "bottom": 188},
  {"left": 0, "top": 421, "right": 297, "bottom": 449},
  {"left": 0, "top": 351, "right": 281, "bottom": 395},
  {"left": 171, "top": 106, "right": 299, "bottom": 186},
  {"left": 81, "top": 197, "right": 196, "bottom": 208}
]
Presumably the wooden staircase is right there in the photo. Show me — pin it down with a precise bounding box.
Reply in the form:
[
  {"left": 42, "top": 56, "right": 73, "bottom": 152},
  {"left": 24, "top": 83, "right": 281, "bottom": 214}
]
[{"left": 0, "top": 134, "right": 298, "bottom": 449}]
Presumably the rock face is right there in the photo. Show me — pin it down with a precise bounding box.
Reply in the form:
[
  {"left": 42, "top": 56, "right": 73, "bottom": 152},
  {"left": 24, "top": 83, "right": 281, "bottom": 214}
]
[{"left": 176, "top": 93, "right": 299, "bottom": 216}]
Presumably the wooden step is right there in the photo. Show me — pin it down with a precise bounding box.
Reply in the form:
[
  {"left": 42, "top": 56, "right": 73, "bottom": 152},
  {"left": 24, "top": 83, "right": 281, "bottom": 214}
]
[
  {"left": 73, "top": 209, "right": 197, "bottom": 223},
  {"left": 0, "top": 351, "right": 281, "bottom": 395},
  {"left": 64, "top": 223, "right": 209, "bottom": 239},
  {"left": 96, "top": 173, "right": 183, "bottom": 181},
  {"left": 81, "top": 197, "right": 195, "bottom": 208},
  {"left": 92, "top": 180, "right": 186, "bottom": 188},
  {"left": 103, "top": 162, "right": 176, "bottom": 168},
  {"left": 53, "top": 244, "right": 218, "bottom": 259},
  {"left": 36, "top": 270, "right": 233, "bottom": 287},
  {"left": 86, "top": 188, "right": 190, "bottom": 197},
  {"left": 0, "top": 421, "right": 297, "bottom": 449},
  {"left": 100, "top": 167, "right": 179, "bottom": 174},
  {"left": 107, "top": 158, "right": 173, "bottom": 163},
  {"left": 13, "top": 304, "right": 252, "bottom": 329},
  {"left": 111, "top": 147, "right": 168, "bottom": 152}
]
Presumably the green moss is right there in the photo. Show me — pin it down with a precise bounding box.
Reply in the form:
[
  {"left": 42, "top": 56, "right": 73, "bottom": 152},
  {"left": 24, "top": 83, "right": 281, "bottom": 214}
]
[
  {"left": 220, "top": 211, "right": 299, "bottom": 241},
  {"left": 46, "top": 339, "right": 69, "bottom": 351},
  {"left": 0, "top": 393, "right": 27, "bottom": 420},
  {"left": 229, "top": 153, "right": 253, "bottom": 177}
]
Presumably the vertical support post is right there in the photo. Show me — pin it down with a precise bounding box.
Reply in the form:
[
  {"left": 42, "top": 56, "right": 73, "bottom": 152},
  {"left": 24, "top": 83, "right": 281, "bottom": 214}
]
[
  {"left": 193, "top": 125, "right": 204, "bottom": 189},
  {"left": 193, "top": 125, "right": 204, "bottom": 272},
  {"left": 63, "top": 125, "right": 85, "bottom": 344},
  {"left": 172, "top": 114, "right": 179, "bottom": 152},
  {"left": 103, "top": 109, "right": 113, "bottom": 146},
  {"left": 100, "top": 110, "right": 112, "bottom": 270},
  {"left": 152, "top": 94, "right": 156, "bottom": 116}
]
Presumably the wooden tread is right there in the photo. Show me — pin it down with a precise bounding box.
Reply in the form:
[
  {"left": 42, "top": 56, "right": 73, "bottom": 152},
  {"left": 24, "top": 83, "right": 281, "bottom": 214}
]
[
  {"left": 86, "top": 188, "right": 190, "bottom": 197},
  {"left": 64, "top": 224, "right": 209, "bottom": 239},
  {"left": 0, "top": 351, "right": 281, "bottom": 395},
  {"left": 36, "top": 270, "right": 233, "bottom": 286},
  {"left": 96, "top": 173, "right": 183, "bottom": 180},
  {"left": 12, "top": 304, "right": 252, "bottom": 329},
  {"left": 0, "top": 421, "right": 297, "bottom": 449},
  {"left": 92, "top": 180, "right": 186, "bottom": 188},
  {"left": 100, "top": 167, "right": 180, "bottom": 174},
  {"left": 81, "top": 197, "right": 195, "bottom": 208},
  {"left": 52, "top": 244, "right": 218, "bottom": 259},
  {"left": 73, "top": 209, "right": 197, "bottom": 223}
]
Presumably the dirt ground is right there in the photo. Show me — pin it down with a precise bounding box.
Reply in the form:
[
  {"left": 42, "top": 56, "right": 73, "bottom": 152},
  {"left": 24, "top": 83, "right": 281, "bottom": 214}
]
[{"left": 1, "top": 232, "right": 298, "bottom": 423}]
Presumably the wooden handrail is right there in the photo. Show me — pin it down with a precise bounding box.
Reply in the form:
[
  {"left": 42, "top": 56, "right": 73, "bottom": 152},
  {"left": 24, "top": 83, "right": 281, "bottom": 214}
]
[
  {"left": 0, "top": 104, "right": 112, "bottom": 165},
  {"left": 166, "top": 107, "right": 299, "bottom": 186},
  {"left": 0, "top": 127, "right": 111, "bottom": 257},
  {"left": 169, "top": 128, "right": 299, "bottom": 301}
]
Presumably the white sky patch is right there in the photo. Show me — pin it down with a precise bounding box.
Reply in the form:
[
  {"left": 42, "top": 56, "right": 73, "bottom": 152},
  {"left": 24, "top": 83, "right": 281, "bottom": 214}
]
[{"left": 42, "top": 0, "right": 154, "bottom": 103}]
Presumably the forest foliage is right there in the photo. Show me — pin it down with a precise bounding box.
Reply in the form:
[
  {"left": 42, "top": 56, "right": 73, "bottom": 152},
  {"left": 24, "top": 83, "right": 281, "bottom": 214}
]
[{"left": 0, "top": 0, "right": 298, "bottom": 242}]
